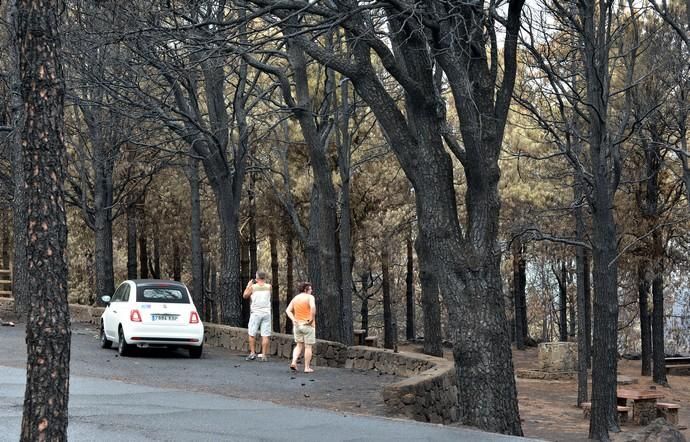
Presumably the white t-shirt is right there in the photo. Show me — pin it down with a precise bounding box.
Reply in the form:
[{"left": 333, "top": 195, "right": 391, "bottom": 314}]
[{"left": 250, "top": 283, "right": 271, "bottom": 315}]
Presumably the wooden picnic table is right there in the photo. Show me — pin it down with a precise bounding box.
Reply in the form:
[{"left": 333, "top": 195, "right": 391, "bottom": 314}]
[{"left": 617, "top": 388, "right": 665, "bottom": 425}]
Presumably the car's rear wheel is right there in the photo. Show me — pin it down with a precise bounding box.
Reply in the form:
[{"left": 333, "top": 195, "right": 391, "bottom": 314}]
[
  {"left": 118, "top": 327, "right": 133, "bottom": 356},
  {"left": 100, "top": 323, "right": 112, "bottom": 349},
  {"left": 188, "top": 344, "right": 203, "bottom": 359}
]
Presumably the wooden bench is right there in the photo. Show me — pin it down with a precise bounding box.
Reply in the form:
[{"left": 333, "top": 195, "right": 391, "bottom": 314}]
[
  {"left": 363, "top": 336, "right": 378, "bottom": 347},
  {"left": 655, "top": 402, "right": 680, "bottom": 425},
  {"left": 581, "top": 402, "right": 631, "bottom": 422}
]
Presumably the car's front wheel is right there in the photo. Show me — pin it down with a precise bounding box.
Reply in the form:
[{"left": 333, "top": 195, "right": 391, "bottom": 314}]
[
  {"left": 188, "top": 344, "right": 203, "bottom": 359},
  {"left": 100, "top": 323, "right": 112, "bottom": 349},
  {"left": 118, "top": 327, "right": 133, "bottom": 356}
]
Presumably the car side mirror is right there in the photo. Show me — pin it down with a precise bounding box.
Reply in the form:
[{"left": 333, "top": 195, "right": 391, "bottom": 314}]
[{"left": 101, "top": 295, "right": 111, "bottom": 306}]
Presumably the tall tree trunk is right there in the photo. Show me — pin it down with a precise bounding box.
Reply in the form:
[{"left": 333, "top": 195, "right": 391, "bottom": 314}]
[
  {"left": 240, "top": 236, "right": 251, "bottom": 327},
  {"left": 151, "top": 222, "right": 161, "bottom": 279},
  {"left": 638, "top": 261, "right": 652, "bottom": 376},
  {"left": 336, "top": 78, "right": 354, "bottom": 345},
  {"left": 138, "top": 200, "right": 148, "bottom": 279},
  {"left": 172, "top": 243, "right": 181, "bottom": 281},
  {"left": 218, "top": 207, "right": 242, "bottom": 326},
  {"left": 248, "top": 174, "right": 258, "bottom": 278},
  {"left": 209, "top": 259, "right": 217, "bottom": 323},
  {"left": 651, "top": 265, "right": 667, "bottom": 385},
  {"left": 589, "top": 167, "right": 620, "bottom": 437},
  {"left": 568, "top": 284, "right": 576, "bottom": 339},
  {"left": 285, "top": 233, "right": 294, "bottom": 334},
  {"left": 8, "top": 0, "right": 28, "bottom": 318},
  {"left": 584, "top": 252, "right": 592, "bottom": 366},
  {"left": 575, "top": 172, "right": 590, "bottom": 405},
  {"left": 359, "top": 271, "right": 370, "bottom": 335},
  {"left": 126, "top": 203, "right": 137, "bottom": 280},
  {"left": 405, "top": 235, "right": 415, "bottom": 341},
  {"left": 18, "top": 0, "right": 71, "bottom": 438},
  {"left": 416, "top": 238, "right": 443, "bottom": 357},
  {"left": 270, "top": 232, "right": 280, "bottom": 332},
  {"left": 186, "top": 155, "right": 204, "bottom": 311},
  {"left": 94, "top": 205, "right": 114, "bottom": 297},
  {"left": 513, "top": 240, "right": 527, "bottom": 350},
  {"left": 558, "top": 261, "right": 568, "bottom": 342},
  {"left": 286, "top": 42, "right": 343, "bottom": 343},
  {"left": 382, "top": 246, "right": 394, "bottom": 349}
]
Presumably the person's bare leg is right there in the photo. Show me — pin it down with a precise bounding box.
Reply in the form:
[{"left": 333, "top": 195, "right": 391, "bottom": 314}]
[
  {"left": 291, "top": 342, "right": 303, "bottom": 369},
  {"left": 248, "top": 335, "right": 256, "bottom": 356},
  {"left": 261, "top": 336, "right": 270, "bottom": 357},
  {"left": 304, "top": 344, "right": 313, "bottom": 372}
]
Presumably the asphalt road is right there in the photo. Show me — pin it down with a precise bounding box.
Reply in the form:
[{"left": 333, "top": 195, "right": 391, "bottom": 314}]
[{"left": 0, "top": 322, "right": 536, "bottom": 441}]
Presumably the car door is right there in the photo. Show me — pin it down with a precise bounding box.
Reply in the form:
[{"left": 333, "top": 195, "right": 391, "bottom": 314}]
[{"left": 104, "top": 284, "right": 124, "bottom": 339}]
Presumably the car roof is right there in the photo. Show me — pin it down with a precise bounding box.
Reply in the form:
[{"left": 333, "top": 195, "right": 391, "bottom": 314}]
[{"left": 125, "top": 279, "right": 188, "bottom": 290}]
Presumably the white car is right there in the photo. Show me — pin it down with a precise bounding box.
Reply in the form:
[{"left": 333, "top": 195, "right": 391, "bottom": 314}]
[{"left": 99, "top": 279, "right": 204, "bottom": 358}]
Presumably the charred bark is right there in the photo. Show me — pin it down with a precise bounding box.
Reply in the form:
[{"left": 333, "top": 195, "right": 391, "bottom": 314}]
[
  {"left": 185, "top": 155, "right": 204, "bottom": 311},
  {"left": 270, "top": 231, "right": 280, "bottom": 332},
  {"left": 405, "top": 235, "right": 415, "bottom": 341},
  {"left": 513, "top": 240, "right": 527, "bottom": 350},
  {"left": 18, "top": 0, "right": 71, "bottom": 438},
  {"left": 382, "top": 246, "right": 394, "bottom": 350},
  {"left": 285, "top": 233, "right": 294, "bottom": 335},
  {"left": 638, "top": 261, "right": 652, "bottom": 376}
]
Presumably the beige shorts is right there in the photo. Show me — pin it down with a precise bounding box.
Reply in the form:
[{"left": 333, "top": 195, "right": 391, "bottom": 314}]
[{"left": 293, "top": 323, "right": 316, "bottom": 345}]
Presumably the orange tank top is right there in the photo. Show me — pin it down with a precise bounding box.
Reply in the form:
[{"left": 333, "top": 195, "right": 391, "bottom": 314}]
[{"left": 293, "top": 294, "right": 312, "bottom": 322}]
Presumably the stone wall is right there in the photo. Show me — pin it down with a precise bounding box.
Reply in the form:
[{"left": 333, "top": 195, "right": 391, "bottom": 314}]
[
  {"left": 348, "top": 347, "right": 458, "bottom": 424},
  {"left": 204, "top": 323, "right": 348, "bottom": 368},
  {"left": 538, "top": 342, "right": 578, "bottom": 372},
  {"left": 1, "top": 298, "right": 458, "bottom": 425}
]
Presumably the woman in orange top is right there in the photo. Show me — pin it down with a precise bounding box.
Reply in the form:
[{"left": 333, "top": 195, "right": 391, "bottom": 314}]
[{"left": 285, "top": 282, "right": 316, "bottom": 373}]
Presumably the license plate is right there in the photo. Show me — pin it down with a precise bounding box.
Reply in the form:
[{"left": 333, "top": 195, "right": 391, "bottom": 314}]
[{"left": 151, "top": 314, "right": 178, "bottom": 321}]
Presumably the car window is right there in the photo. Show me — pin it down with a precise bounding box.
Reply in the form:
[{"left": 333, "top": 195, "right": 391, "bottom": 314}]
[
  {"left": 111, "top": 284, "right": 125, "bottom": 303},
  {"left": 136, "top": 287, "right": 189, "bottom": 304},
  {"left": 122, "top": 285, "right": 130, "bottom": 302}
]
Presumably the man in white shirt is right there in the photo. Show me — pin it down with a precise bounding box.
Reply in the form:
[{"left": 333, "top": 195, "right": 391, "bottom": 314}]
[{"left": 243, "top": 271, "right": 272, "bottom": 361}]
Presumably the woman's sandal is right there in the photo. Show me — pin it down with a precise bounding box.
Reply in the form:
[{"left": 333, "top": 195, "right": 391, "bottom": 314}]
[
  {"left": 290, "top": 364, "right": 297, "bottom": 371},
  {"left": 304, "top": 368, "right": 314, "bottom": 373}
]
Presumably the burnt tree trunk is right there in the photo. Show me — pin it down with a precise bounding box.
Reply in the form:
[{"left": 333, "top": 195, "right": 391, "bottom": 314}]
[
  {"left": 18, "top": 0, "right": 71, "bottom": 438},
  {"left": 94, "top": 200, "right": 114, "bottom": 297},
  {"left": 651, "top": 265, "right": 667, "bottom": 385},
  {"left": 240, "top": 237, "right": 251, "bottom": 327},
  {"left": 513, "top": 240, "right": 527, "bottom": 350},
  {"left": 382, "top": 246, "right": 394, "bottom": 349},
  {"left": 151, "top": 222, "right": 161, "bottom": 279},
  {"left": 285, "top": 233, "right": 294, "bottom": 334},
  {"left": 557, "top": 261, "right": 568, "bottom": 342},
  {"left": 359, "top": 271, "right": 370, "bottom": 335},
  {"left": 336, "top": 78, "right": 354, "bottom": 345},
  {"left": 575, "top": 172, "right": 590, "bottom": 406},
  {"left": 638, "top": 261, "right": 652, "bottom": 376},
  {"left": 248, "top": 173, "right": 258, "bottom": 278},
  {"left": 7, "top": 0, "right": 29, "bottom": 318},
  {"left": 284, "top": 40, "right": 343, "bottom": 342},
  {"left": 416, "top": 237, "right": 443, "bottom": 357},
  {"left": 405, "top": 235, "right": 415, "bottom": 341},
  {"left": 270, "top": 231, "right": 280, "bottom": 332},
  {"left": 185, "top": 155, "right": 204, "bottom": 311},
  {"left": 172, "top": 243, "right": 181, "bottom": 281},
  {"left": 138, "top": 200, "right": 148, "bottom": 279},
  {"left": 126, "top": 203, "right": 137, "bottom": 280}
]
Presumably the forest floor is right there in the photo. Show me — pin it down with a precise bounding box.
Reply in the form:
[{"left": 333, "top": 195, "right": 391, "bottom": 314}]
[{"left": 400, "top": 343, "right": 690, "bottom": 441}]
